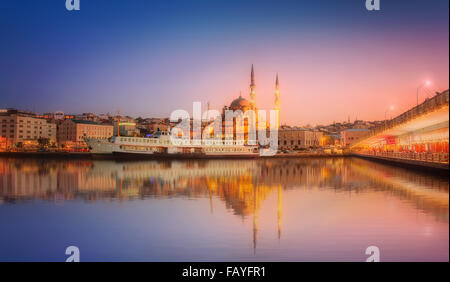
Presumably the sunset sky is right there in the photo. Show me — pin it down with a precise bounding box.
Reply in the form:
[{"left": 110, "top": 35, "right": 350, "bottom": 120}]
[{"left": 1, "top": 0, "right": 448, "bottom": 125}]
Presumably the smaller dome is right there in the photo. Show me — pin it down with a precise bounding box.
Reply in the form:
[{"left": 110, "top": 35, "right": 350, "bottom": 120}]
[{"left": 230, "top": 96, "right": 251, "bottom": 110}]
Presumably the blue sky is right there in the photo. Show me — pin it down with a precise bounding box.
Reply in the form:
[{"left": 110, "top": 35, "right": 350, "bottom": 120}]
[{"left": 1, "top": 0, "right": 448, "bottom": 124}]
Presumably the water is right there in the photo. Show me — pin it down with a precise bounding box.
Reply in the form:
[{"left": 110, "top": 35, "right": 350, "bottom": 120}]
[{"left": 0, "top": 157, "right": 448, "bottom": 262}]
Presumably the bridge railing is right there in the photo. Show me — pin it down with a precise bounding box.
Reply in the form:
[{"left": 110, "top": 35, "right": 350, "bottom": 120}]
[
  {"left": 351, "top": 90, "right": 449, "bottom": 148},
  {"left": 356, "top": 151, "right": 449, "bottom": 164}
]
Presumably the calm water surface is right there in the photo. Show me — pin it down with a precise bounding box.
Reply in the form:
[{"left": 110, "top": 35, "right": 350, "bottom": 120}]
[{"left": 0, "top": 157, "right": 448, "bottom": 261}]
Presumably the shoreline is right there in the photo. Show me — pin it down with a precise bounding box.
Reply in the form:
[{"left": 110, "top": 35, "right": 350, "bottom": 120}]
[
  {"left": 0, "top": 151, "right": 349, "bottom": 160},
  {"left": 0, "top": 152, "right": 447, "bottom": 173}
]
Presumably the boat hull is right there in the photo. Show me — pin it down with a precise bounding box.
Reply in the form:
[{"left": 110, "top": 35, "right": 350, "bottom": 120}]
[{"left": 112, "top": 151, "right": 260, "bottom": 159}]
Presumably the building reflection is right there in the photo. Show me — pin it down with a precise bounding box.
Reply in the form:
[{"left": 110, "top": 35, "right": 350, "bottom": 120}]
[{"left": 0, "top": 157, "right": 448, "bottom": 251}]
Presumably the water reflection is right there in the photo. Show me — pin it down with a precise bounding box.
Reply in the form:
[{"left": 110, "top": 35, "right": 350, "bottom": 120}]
[
  {"left": 1, "top": 158, "right": 447, "bottom": 219},
  {"left": 0, "top": 157, "right": 448, "bottom": 261}
]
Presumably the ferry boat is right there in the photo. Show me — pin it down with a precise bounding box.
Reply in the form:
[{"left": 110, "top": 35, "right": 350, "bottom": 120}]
[{"left": 85, "top": 131, "right": 259, "bottom": 158}]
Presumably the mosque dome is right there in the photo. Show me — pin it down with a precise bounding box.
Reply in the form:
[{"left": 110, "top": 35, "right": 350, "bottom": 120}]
[{"left": 229, "top": 96, "right": 252, "bottom": 111}]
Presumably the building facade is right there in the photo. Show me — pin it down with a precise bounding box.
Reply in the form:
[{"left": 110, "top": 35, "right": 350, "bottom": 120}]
[
  {"left": 278, "top": 128, "right": 323, "bottom": 151},
  {"left": 58, "top": 119, "right": 113, "bottom": 148},
  {"left": 113, "top": 116, "right": 138, "bottom": 136},
  {"left": 340, "top": 128, "right": 369, "bottom": 147},
  {"left": 0, "top": 109, "right": 57, "bottom": 148},
  {"left": 139, "top": 118, "right": 171, "bottom": 135}
]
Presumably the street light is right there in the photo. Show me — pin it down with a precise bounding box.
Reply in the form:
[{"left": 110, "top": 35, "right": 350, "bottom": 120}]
[{"left": 416, "top": 80, "right": 431, "bottom": 106}]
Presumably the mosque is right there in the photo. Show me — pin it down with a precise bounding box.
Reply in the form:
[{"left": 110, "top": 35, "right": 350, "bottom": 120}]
[
  {"left": 208, "top": 65, "right": 280, "bottom": 143},
  {"left": 222, "top": 64, "right": 280, "bottom": 126}
]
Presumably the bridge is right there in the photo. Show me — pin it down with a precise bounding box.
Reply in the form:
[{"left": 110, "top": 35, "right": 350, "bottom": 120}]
[{"left": 350, "top": 90, "right": 449, "bottom": 170}]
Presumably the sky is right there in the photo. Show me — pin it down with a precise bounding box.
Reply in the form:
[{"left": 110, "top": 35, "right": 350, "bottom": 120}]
[{"left": 0, "top": 0, "right": 448, "bottom": 125}]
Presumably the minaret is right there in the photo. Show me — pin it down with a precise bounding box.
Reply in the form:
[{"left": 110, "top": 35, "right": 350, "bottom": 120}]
[
  {"left": 250, "top": 64, "right": 256, "bottom": 109},
  {"left": 274, "top": 73, "right": 280, "bottom": 129}
]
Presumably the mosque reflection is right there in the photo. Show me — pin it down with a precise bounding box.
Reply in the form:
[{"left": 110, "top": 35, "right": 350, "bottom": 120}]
[{"left": 0, "top": 157, "right": 448, "bottom": 251}]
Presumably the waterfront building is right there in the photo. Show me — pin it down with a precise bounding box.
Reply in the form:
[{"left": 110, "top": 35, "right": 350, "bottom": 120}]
[
  {"left": 113, "top": 116, "right": 138, "bottom": 136},
  {"left": 278, "top": 127, "right": 323, "bottom": 151},
  {"left": 321, "top": 133, "right": 341, "bottom": 146},
  {"left": 139, "top": 118, "right": 171, "bottom": 135},
  {"left": 57, "top": 119, "right": 113, "bottom": 149},
  {"left": 340, "top": 128, "right": 370, "bottom": 147},
  {"left": 0, "top": 108, "right": 57, "bottom": 148}
]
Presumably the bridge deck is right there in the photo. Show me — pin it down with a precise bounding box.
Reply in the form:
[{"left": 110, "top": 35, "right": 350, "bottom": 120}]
[
  {"left": 351, "top": 90, "right": 449, "bottom": 170},
  {"left": 353, "top": 152, "right": 449, "bottom": 171}
]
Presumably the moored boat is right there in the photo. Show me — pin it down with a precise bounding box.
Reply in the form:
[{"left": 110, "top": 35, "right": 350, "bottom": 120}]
[{"left": 85, "top": 131, "right": 259, "bottom": 158}]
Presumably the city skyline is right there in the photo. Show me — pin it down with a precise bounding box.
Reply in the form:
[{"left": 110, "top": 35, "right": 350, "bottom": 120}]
[
  {"left": 0, "top": 0, "right": 448, "bottom": 265},
  {"left": 1, "top": 0, "right": 449, "bottom": 125}
]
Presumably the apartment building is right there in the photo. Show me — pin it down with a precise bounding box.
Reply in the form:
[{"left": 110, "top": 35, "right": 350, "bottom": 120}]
[
  {"left": 278, "top": 128, "right": 323, "bottom": 151},
  {"left": 0, "top": 109, "right": 57, "bottom": 147},
  {"left": 58, "top": 119, "right": 113, "bottom": 147}
]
